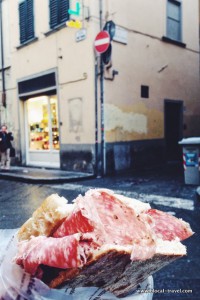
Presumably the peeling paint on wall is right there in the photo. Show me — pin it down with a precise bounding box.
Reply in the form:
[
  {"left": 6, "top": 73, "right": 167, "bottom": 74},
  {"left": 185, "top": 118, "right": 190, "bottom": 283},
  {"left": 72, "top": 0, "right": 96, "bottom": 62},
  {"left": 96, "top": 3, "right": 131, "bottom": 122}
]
[
  {"left": 68, "top": 97, "right": 83, "bottom": 133},
  {"left": 105, "top": 103, "right": 164, "bottom": 143},
  {"left": 105, "top": 103, "right": 148, "bottom": 134}
]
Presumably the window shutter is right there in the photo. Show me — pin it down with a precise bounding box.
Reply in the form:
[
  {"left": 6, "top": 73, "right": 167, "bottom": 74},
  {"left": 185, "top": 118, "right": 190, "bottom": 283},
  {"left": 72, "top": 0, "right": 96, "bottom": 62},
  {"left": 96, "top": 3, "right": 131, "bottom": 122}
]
[
  {"left": 167, "top": 0, "right": 181, "bottom": 41},
  {"left": 19, "top": 2, "right": 27, "bottom": 44},
  {"left": 19, "top": 0, "right": 34, "bottom": 44},
  {"left": 49, "top": 0, "right": 58, "bottom": 29},
  {"left": 26, "top": 0, "right": 34, "bottom": 40},
  {"left": 59, "top": 0, "right": 69, "bottom": 23}
]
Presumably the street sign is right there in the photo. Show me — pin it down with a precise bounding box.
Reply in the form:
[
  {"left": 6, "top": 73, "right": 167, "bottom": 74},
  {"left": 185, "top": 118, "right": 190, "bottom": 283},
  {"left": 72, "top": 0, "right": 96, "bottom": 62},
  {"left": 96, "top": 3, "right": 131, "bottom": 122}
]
[
  {"left": 94, "top": 31, "right": 110, "bottom": 53},
  {"left": 103, "top": 21, "right": 116, "bottom": 40},
  {"left": 113, "top": 26, "right": 128, "bottom": 44},
  {"left": 76, "top": 28, "right": 87, "bottom": 42}
]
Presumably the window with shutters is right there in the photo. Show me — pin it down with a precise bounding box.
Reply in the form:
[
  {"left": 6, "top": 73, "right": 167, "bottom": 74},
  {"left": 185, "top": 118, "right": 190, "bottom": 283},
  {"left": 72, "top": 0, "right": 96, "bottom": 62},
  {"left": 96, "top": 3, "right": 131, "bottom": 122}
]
[
  {"left": 167, "top": 0, "right": 182, "bottom": 41},
  {"left": 19, "top": 0, "right": 35, "bottom": 44},
  {"left": 49, "top": 0, "right": 70, "bottom": 29}
]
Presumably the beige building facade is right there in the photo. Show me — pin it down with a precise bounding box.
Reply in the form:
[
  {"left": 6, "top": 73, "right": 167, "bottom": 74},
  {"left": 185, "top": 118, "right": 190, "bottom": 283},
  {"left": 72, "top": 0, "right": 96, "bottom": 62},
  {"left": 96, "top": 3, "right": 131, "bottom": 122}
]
[{"left": 0, "top": 0, "right": 199, "bottom": 174}]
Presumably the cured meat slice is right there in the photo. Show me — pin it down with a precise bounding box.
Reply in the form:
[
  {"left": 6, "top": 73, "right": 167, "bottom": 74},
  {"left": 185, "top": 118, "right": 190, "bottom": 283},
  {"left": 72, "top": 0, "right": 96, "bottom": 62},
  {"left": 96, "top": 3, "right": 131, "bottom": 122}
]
[
  {"left": 53, "top": 210, "right": 95, "bottom": 237},
  {"left": 53, "top": 194, "right": 107, "bottom": 246},
  {"left": 15, "top": 234, "right": 88, "bottom": 276},
  {"left": 146, "top": 209, "right": 193, "bottom": 241},
  {"left": 54, "top": 189, "right": 156, "bottom": 260}
]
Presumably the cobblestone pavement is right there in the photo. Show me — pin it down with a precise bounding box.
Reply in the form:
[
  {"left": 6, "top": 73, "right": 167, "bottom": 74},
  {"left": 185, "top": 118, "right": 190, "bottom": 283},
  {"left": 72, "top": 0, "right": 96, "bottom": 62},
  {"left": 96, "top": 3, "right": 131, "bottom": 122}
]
[{"left": 0, "top": 163, "right": 199, "bottom": 300}]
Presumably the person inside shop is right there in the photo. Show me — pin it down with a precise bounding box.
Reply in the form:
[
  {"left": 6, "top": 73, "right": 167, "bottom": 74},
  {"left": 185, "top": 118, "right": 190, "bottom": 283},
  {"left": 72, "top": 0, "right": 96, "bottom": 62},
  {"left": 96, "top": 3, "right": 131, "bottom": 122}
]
[{"left": 0, "top": 125, "right": 14, "bottom": 170}]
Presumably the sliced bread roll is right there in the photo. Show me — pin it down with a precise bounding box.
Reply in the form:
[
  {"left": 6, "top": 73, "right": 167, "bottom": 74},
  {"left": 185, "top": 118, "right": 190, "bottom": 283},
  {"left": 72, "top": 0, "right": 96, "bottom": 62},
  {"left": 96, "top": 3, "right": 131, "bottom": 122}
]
[
  {"left": 15, "top": 189, "right": 192, "bottom": 298},
  {"left": 17, "top": 194, "right": 74, "bottom": 241},
  {"left": 46, "top": 239, "right": 186, "bottom": 297}
]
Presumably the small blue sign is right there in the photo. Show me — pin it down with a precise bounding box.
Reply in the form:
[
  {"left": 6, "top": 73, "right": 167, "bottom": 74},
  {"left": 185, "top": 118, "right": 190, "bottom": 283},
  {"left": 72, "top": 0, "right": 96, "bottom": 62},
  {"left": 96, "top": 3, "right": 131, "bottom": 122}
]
[{"left": 185, "top": 153, "right": 198, "bottom": 167}]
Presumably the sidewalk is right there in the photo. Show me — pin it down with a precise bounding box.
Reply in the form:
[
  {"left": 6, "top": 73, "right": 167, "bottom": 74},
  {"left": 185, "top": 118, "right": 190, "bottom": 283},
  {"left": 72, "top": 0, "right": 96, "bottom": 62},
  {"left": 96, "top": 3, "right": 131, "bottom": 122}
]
[{"left": 0, "top": 166, "right": 94, "bottom": 183}]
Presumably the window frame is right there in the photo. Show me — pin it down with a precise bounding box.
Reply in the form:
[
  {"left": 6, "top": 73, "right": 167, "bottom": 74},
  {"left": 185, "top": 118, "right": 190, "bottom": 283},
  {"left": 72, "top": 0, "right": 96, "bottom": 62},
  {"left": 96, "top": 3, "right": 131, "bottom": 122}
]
[
  {"left": 18, "top": 0, "right": 35, "bottom": 45},
  {"left": 49, "top": 0, "right": 70, "bottom": 30},
  {"left": 166, "top": 0, "right": 182, "bottom": 42}
]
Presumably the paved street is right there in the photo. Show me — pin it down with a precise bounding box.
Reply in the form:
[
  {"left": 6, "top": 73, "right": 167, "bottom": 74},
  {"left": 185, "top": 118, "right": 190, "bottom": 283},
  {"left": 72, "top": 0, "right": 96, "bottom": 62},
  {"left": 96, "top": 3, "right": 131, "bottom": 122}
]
[{"left": 0, "top": 163, "right": 199, "bottom": 300}]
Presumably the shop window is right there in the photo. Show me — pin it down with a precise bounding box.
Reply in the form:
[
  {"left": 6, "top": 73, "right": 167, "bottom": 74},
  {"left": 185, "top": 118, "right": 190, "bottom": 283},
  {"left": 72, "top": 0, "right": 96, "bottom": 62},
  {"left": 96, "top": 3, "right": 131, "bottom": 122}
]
[
  {"left": 27, "top": 96, "right": 60, "bottom": 151},
  {"left": 49, "top": 0, "right": 70, "bottom": 29},
  {"left": 167, "top": 0, "right": 182, "bottom": 41},
  {"left": 19, "top": 0, "right": 35, "bottom": 44}
]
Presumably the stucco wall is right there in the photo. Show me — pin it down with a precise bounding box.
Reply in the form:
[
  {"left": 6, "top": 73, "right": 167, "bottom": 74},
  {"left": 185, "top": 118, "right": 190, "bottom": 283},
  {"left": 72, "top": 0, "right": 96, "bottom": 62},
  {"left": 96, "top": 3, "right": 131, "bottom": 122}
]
[{"left": 1, "top": 0, "right": 199, "bottom": 172}]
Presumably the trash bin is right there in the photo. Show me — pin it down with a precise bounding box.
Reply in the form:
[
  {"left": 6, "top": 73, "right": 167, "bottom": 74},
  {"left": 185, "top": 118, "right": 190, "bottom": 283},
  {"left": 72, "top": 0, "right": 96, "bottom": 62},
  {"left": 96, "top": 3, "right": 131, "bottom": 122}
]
[{"left": 179, "top": 137, "right": 200, "bottom": 185}]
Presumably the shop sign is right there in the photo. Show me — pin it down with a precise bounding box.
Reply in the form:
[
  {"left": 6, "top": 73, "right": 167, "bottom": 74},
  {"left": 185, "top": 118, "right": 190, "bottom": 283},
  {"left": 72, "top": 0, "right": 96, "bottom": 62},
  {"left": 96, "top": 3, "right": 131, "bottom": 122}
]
[
  {"left": 66, "top": 0, "right": 82, "bottom": 29},
  {"left": 66, "top": 20, "right": 82, "bottom": 29},
  {"left": 113, "top": 26, "right": 128, "bottom": 44},
  {"left": 68, "top": 1, "right": 80, "bottom": 16}
]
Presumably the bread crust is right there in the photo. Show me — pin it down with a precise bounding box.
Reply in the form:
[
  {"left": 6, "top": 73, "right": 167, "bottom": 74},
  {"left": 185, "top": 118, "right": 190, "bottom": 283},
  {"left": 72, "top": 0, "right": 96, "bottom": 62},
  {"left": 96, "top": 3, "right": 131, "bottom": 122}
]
[
  {"left": 17, "top": 194, "right": 73, "bottom": 241},
  {"left": 46, "top": 248, "right": 184, "bottom": 297}
]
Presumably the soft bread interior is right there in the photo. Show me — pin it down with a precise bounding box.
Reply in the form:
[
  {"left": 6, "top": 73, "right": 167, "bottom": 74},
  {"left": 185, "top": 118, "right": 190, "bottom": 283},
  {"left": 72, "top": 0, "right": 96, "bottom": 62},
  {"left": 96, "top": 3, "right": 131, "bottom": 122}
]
[
  {"left": 91, "top": 238, "right": 186, "bottom": 261},
  {"left": 17, "top": 194, "right": 74, "bottom": 241},
  {"left": 156, "top": 239, "right": 186, "bottom": 255}
]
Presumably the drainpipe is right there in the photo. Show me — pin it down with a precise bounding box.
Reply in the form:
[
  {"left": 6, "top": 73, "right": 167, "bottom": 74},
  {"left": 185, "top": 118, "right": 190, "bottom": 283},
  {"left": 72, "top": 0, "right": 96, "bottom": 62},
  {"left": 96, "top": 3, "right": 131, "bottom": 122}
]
[
  {"left": 99, "top": 0, "right": 106, "bottom": 176},
  {"left": 0, "top": 0, "right": 6, "bottom": 109},
  {"left": 94, "top": 58, "right": 99, "bottom": 176}
]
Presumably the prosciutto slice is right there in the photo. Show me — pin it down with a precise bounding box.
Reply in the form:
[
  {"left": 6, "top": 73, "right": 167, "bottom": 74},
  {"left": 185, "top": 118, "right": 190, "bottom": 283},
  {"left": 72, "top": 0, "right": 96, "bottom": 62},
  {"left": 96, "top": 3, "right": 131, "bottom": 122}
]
[
  {"left": 54, "top": 189, "right": 156, "bottom": 260},
  {"left": 15, "top": 234, "right": 88, "bottom": 276}
]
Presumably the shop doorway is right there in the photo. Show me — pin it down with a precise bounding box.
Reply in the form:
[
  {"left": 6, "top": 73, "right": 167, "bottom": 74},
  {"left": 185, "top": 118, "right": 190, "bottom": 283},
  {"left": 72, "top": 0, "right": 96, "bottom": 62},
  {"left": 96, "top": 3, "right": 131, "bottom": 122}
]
[
  {"left": 25, "top": 95, "right": 60, "bottom": 167},
  {"left": 164, "top": 100, "right": 183, "bottom": 161}
]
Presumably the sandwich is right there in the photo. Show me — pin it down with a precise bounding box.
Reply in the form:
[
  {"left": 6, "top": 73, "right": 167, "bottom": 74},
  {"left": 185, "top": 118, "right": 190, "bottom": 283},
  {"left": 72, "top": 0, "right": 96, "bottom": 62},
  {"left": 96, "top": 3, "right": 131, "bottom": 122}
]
[{"left": 15, "top": 189, "right": 193, "bottom": 297}]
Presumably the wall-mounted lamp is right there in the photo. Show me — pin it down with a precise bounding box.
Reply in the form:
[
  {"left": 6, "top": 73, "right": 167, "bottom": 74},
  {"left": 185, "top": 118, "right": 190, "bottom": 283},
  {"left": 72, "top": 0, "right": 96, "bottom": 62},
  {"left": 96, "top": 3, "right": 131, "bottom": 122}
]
[{"left": 104, "top": 69, "right": 119, "bottom": 81}]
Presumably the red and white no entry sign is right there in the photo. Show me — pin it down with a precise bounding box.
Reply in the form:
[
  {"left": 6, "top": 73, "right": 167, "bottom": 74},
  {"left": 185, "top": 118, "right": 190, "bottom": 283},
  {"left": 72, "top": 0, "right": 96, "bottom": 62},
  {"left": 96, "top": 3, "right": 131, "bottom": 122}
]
[{"left": 94, "top": 31, "right": 110, "bottom": 53}]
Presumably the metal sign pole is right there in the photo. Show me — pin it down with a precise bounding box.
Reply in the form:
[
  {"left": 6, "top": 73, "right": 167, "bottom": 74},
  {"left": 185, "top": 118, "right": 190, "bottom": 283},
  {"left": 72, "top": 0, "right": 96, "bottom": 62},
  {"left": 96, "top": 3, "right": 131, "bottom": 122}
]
[
  {"left": 0, "top": 0, "right": 6, "bottom": 110},
  {"left": 94, "top": 56, "right": 99, "bottom": 177},
  {"left": 99, "top": 0, "right": 106, "bottom": 176}
]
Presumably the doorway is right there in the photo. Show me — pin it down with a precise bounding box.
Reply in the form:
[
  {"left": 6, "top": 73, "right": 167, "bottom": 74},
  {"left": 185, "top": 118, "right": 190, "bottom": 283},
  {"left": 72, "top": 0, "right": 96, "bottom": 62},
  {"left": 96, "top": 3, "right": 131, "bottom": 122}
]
[
  {"left": 164, "top": 100, "right": 183, "bottom": 161},
  {"left": 25, "top": 95, "right": 60, "bottom": 168}
]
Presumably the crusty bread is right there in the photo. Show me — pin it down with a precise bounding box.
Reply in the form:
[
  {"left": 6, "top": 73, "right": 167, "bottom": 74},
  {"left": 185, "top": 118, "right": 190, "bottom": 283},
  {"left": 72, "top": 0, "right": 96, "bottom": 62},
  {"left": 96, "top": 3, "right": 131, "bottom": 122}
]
[
  {"left": 46, "top": 240, "right": 186, "bottom": 297},
  {"left": 17, "top": 194, "right": 74, "bottom": 241}
]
